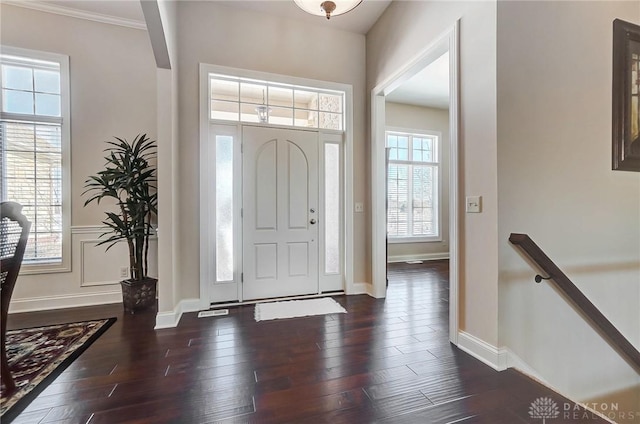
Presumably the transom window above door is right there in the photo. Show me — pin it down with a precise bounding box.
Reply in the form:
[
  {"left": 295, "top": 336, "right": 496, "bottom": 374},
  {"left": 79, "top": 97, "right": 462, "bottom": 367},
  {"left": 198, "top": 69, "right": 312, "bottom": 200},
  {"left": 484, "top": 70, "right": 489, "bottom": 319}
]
[{"left": 209, "top": 75, "right": 344, "bottom": 130}]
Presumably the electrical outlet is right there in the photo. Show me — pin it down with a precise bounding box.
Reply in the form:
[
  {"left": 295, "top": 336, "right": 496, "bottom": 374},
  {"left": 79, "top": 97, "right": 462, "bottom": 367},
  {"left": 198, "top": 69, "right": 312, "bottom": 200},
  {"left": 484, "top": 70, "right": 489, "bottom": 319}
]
[{"left": 120, "top": 267, "right": 129, "bottom": 278}]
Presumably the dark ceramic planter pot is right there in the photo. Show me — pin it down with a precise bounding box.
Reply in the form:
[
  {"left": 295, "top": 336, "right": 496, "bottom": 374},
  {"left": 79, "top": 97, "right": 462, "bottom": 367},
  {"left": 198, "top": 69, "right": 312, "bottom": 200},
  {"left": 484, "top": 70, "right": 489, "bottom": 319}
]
[{"left": 120, "top": 277, "right": 157, "bottom": 314}]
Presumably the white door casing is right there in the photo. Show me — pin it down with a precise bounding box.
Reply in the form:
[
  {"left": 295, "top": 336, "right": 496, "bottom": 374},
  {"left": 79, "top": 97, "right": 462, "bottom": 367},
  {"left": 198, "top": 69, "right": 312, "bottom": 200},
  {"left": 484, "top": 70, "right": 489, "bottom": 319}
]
[
  {"left": 199, "top": 64, "right": 354, "bottom": 311},
  {"left": 370, "top": 22, "right": 460, "bottom": 344},
  {"left": 242, "top": 126, "right": 319, "bottom": 300}
]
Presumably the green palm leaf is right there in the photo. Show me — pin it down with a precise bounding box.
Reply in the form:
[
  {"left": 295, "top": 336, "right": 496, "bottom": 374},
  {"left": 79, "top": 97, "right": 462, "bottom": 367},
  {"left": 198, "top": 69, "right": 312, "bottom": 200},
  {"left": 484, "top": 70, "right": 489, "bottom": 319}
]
[{"left": 83, "top": 134, "right": 157, "bottom": 281}]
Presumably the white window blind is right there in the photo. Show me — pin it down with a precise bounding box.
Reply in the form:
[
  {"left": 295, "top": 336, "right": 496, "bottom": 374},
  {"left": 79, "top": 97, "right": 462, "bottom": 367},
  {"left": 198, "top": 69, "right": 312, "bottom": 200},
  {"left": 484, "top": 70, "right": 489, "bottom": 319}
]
[
  {"left": 1, "top": 48, "right": 69, "bottom": 267},
  {"left": 386, "top": 130, "right": 440, "bottom": 241}
]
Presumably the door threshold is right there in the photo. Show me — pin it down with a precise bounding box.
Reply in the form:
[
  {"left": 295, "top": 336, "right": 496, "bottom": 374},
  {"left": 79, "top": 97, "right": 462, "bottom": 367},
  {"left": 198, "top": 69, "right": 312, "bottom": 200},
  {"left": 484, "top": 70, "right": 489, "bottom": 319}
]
[{"left": 206, "top": 291, "right": 345, "bottom": 310}]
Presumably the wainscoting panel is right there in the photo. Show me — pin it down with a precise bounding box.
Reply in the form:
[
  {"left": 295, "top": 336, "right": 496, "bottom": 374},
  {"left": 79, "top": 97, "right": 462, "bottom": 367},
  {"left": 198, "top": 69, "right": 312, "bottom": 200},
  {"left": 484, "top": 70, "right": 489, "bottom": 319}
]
[
  {"left": 9, "top": 226, "right": 158, "bottom": 313},
  {"left": 80, "top": 234, "right": 158, "bottom": 287}
]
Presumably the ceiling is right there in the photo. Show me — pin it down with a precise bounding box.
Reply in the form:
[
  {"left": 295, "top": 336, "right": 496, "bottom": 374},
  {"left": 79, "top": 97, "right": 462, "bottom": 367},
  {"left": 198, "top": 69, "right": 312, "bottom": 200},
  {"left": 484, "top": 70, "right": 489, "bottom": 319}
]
[
  {"left": 39, "top": 0, "right": 392, "bottom": 35},
  {"left": 23, "top": 1, "right": 445, "bottom": 108},
  {"left": 216, "top": 1, "right": 391, "bottom": 35},
  {"left": 386, "top": 51, "right": 450, "bottom": 110}
]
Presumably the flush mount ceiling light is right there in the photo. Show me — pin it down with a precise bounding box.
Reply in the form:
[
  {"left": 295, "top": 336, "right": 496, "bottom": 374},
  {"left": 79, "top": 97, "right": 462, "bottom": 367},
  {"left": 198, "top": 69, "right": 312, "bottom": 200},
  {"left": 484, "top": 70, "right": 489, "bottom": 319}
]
[{"left": 293, "top": 0, "right": 363, "bottom": 20}]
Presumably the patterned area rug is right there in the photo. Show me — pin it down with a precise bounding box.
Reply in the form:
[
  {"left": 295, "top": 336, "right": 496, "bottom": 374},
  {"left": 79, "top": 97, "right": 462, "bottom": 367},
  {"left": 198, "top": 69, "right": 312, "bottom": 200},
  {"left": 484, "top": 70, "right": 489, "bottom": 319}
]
[{"left": 0, "top": 318, "right": 116, "bottom": 423}]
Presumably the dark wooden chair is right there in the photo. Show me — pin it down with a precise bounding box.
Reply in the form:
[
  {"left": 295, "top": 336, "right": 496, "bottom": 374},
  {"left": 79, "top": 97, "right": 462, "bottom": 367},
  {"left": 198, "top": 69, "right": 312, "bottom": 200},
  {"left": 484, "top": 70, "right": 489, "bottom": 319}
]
[{"left": 1, "top": 202, "right": 31, "bottom": 393}]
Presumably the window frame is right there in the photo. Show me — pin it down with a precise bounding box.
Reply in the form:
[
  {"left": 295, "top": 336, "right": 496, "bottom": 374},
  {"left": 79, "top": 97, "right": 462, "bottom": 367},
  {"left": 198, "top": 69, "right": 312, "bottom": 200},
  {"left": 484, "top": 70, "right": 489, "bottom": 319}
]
[
  {"left": 209, "top": 123, "right": 242, "bottom": 288},
  {"left": 209, "top": 74, "right": 345, "bottom": 131},
  {"left": 318, "top": 132, "right": 344, "bottom": 293},
  {"left": 1, "top": 46, "right": 71, "bottom": 274},
  {"left": 386, "top": 127, "right": 442, "bottom": 244}
]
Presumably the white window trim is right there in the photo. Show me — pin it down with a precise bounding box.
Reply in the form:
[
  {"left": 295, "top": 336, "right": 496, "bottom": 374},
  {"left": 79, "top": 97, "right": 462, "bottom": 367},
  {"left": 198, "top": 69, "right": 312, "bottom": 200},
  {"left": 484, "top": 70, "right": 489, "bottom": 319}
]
[
  {"left": 1, "top": 46, "right": 71, "bottom": 274},
  {"left": 318, "top": 132, "right": 344, "bottom": 293},
  {"left": 386, "top": 126, "right": 442, "bottom": 243},
  {"left": 208, "top": 74, "right": 346, "bottom": 131},
  {"left": 210, "top": 123, "right": 241, "bottom": 286},
  {"left": 204, "top": 123, "right": 244, "bottom": 304},
  {"left": 388, "top": 236, "right": 441, "bottom": 244}
]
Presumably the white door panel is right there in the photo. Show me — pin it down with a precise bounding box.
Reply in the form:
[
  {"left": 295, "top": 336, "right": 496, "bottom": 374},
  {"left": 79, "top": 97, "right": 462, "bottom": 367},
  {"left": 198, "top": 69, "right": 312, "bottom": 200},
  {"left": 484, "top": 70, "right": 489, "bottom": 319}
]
[{"left": 243, "top": 126, "right": 319, "bottom": 300}]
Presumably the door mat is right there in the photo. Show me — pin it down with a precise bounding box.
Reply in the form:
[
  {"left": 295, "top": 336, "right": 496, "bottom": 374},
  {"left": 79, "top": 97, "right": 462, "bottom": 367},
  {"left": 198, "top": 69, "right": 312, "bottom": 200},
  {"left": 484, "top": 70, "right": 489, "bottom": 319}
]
[{"left": 254, "top": 298, "right": 346, "bottom": 322}]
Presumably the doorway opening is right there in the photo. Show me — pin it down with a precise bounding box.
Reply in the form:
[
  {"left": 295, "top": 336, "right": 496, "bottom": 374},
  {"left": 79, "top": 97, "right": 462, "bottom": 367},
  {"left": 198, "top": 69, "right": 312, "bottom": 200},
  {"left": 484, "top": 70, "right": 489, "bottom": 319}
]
[{"left": 371, "top": 22, "right": 460, "bottom": 344}]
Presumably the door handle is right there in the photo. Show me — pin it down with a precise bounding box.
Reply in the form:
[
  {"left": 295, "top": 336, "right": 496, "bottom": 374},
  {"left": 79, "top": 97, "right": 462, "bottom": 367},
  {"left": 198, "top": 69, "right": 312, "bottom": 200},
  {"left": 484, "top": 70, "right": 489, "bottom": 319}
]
[{"left": 310, "top": 219, "right": 317, "bottom": 225}]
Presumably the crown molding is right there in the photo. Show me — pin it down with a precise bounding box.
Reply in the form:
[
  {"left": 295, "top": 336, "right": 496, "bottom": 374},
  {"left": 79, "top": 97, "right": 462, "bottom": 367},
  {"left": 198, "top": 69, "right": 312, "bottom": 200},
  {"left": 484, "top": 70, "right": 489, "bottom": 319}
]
[{"left": 3, "top": 1, "right": 147, "bottom": 30}]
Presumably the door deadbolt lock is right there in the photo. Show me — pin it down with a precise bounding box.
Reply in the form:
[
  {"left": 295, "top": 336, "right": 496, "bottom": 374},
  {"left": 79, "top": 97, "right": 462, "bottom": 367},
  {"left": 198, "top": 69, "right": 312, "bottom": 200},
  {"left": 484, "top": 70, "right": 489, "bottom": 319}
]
[{"left": 310, "top": 208, "right": 316, "bottom": 213}]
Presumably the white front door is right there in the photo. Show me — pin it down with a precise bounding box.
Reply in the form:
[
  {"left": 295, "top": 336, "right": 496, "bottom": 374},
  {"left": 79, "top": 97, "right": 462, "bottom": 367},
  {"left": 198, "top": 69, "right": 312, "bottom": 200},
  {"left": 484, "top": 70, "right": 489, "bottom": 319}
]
[{"left": 242, "top": 126, "right": 319, "bottom": 300}]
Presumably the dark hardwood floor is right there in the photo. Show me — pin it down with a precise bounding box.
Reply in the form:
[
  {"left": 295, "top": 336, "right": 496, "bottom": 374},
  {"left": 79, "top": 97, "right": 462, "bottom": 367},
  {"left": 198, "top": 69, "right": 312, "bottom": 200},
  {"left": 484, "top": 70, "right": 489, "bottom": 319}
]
[{"left": 5, "top": 260, "right": 607, "bottom": 423}]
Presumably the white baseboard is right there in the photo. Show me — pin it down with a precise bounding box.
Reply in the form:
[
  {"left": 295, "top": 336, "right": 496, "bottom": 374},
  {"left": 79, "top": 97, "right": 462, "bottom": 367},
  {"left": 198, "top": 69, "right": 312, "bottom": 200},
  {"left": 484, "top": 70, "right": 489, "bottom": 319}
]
[
  {"left": 348, "top": 282, "right": 373, "bottom": 296},
  {"left": 457, "top": 330, "right": 508, "bottom": 371},
  {"left": 505, "top": 348, "right": 546, "bottom": 382},
  {"left": 502, "top": 349, "right": 616, "bottom": 424},
  {"left": 154, "top": 298, "right": 202, "bottom": 329},
  {"left": 9, "top": 291, "right": 122, "bottom": 314},
  {"left": 387, "top": 252, "right": 449, "bottom": 263}
]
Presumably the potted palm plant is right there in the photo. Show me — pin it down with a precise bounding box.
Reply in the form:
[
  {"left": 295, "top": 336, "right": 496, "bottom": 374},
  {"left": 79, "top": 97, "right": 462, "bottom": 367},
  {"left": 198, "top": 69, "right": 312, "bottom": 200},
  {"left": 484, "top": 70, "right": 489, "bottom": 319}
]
[{"left": 83, "top": 134, "right": 158, "bottom": 313}]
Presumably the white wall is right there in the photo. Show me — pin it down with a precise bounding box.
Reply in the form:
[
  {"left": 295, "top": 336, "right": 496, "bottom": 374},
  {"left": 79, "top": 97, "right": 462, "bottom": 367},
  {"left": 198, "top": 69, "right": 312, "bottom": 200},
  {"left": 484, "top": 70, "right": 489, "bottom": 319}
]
[
  {"left": 1, "top": 4, "right": 158, "bottom": 309},
  {"left": 385, "top": 102, "right": 450, "bottom": 262},
  {"left": 497, "top": 0, "right": 640, "bottom": 406},
  {"left": 368, "top": 1, "right": 500, "bottom": 345},
  {"left": 175, "top": 1, "right": 367, "bottom": 300}
]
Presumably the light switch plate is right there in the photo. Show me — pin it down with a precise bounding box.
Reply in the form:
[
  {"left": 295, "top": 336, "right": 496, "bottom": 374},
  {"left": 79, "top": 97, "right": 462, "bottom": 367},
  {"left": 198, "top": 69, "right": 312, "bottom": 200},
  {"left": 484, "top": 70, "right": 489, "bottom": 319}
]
[
  {"left": 466, "top": 196, "right": 482, "bottom": 213},
  {"left": 355, "top": 202, "right": 364, "bottom": 213}
]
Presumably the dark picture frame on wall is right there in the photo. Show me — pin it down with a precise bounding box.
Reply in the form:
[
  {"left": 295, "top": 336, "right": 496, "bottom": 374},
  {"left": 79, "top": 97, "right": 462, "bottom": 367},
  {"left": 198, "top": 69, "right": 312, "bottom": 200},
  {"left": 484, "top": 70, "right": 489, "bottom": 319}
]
[{"left": 612, "top": 19, "right": 640, "bottom": 172}]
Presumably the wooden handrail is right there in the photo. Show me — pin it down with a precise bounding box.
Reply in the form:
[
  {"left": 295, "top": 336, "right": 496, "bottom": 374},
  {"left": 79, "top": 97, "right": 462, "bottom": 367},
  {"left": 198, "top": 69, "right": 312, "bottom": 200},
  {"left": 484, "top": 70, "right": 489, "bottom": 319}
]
[{"left": 509, "top": 233, "right": 640, "bottom": 373}]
